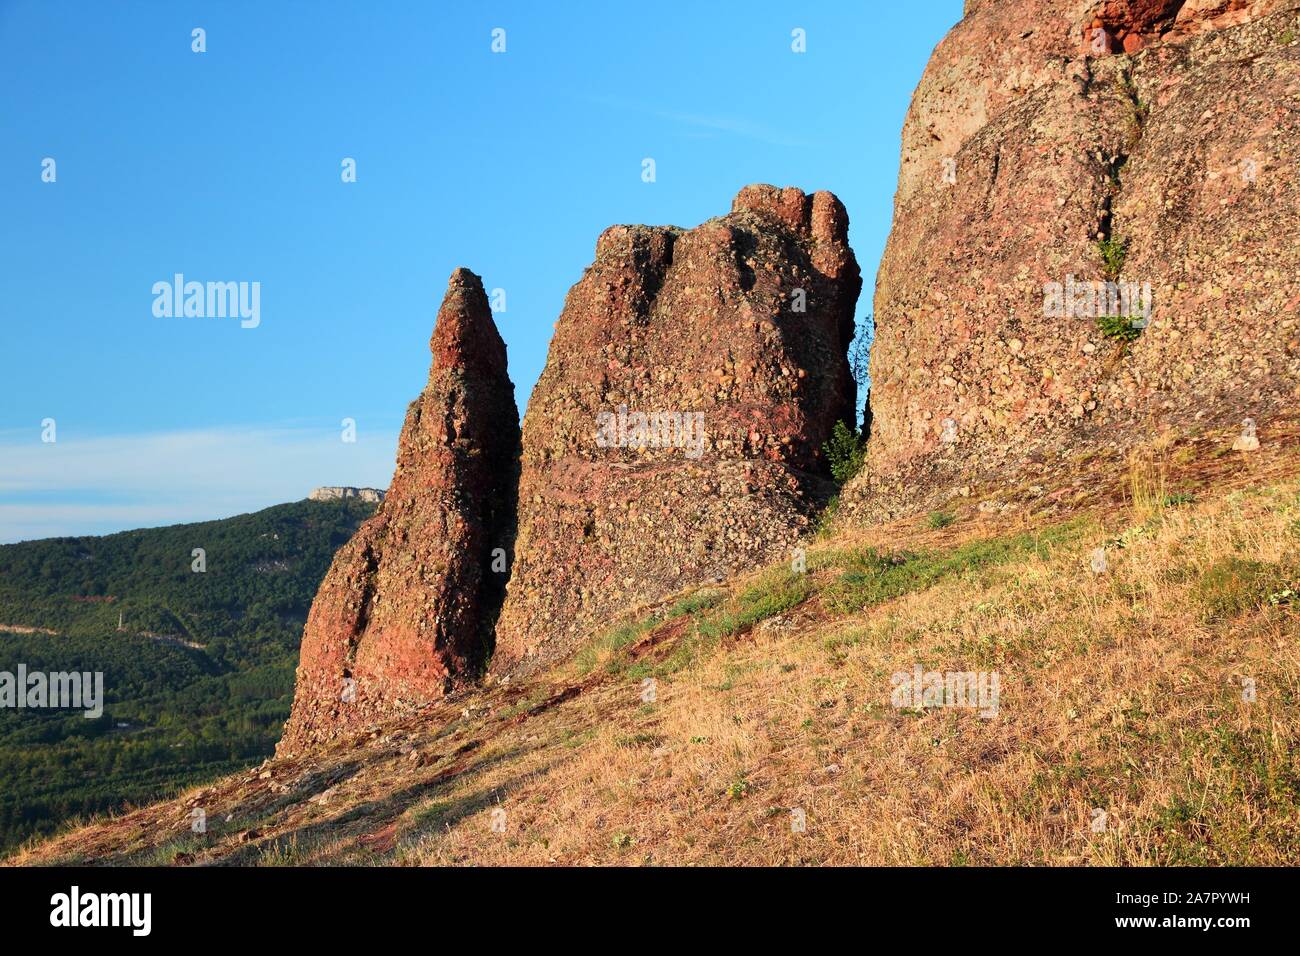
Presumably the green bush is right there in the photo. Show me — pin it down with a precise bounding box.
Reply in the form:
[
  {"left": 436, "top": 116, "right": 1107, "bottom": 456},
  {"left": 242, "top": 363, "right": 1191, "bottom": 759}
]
[
  {"left": 1097, "top": 313, "right": 1144, "bottom": 342},
  {"left": 823, "top": 420, "right": 866, "bottom": 485},
  {"left": 927, "top": 511, "right": 955, "bottom": 530},
  {"left": 1097, "top": 236, "right": 1128, "bottom": 281}
]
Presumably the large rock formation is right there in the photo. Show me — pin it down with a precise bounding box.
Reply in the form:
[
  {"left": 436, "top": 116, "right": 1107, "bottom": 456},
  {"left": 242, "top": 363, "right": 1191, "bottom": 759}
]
[
  {"left": 842, "top": 0, "right": 1300, "bottom": 519},
  {"left": 280, "top": 269, "right": 519, "bottom": 753},
  {"left": 493, "top": 186, "right": 861, "bottom": 670}
]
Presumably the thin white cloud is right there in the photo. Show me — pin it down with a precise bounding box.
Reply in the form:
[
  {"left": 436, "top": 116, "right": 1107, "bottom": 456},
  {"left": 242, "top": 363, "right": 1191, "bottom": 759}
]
[
  {"left": 649, "top": 107, "right": 815, "bottom": 148},
  {"left": 0, "top": 425, "right": 399, "bottom": 543},
  {"left": 582, "top": 93, "right": 814, "bottom": 148}
]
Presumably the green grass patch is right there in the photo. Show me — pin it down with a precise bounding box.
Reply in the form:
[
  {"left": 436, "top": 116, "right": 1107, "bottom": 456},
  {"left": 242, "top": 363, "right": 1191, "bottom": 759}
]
[
  {"left": 1147, "top": 725, "right": 1300, "bottom": 864},
  {"left": 495, "top": 690, "right": 550, "bottom": 722},
  {"left": 579, "top": 586, "right": 731, "bottom": 678},
  {"left": 143, "top": 833, "right": 209, "bottom": 866},
  {"left": 926, "top": 511, "right": 955, "bottom": 529},
  {"left": 1194, "top": 557, "right": 1291, "bottom": 622},
  {"left": 573, "top": 615, "right": 661, "bottom": 676},
  {"left": 638, "top": 569, "right": 814, "bottom": 679},
  {"left": 696, "top": 569, "right": 813, "bottom": 641},
  {"left": 815, "top": 495, "right": 841, "bottom": 539},
  {"left": 823, "top": 522, "right": 1083, "bottom": 615},
  {"left": 254, "top": 835, "right": 313, "bottom": 867},
  {"left": 665, "top": 588, "right": 725, "bottom": 618}
]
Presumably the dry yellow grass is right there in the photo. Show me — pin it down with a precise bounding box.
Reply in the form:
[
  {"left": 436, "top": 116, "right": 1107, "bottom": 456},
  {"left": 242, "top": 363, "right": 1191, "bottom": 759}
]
[
  {"left": 11, "top": 453, "right": 1300, "bottom": 868},
  {"left": 391, "top": 485, "right": 1299, "bottom": 866}
]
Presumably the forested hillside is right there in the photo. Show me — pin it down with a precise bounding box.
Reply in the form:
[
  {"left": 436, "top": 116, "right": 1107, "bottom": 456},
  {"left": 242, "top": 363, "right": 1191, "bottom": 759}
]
[{"left": 0, "top": 498, "right": 374, "bottom": 851}]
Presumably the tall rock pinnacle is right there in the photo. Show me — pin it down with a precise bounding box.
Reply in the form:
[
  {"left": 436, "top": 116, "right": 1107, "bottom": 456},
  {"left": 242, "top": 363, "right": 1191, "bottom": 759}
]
[
  {"left": 493, "top": 185, "right": 862, "bottom": 670},
  {"left": 279, "top": 269, "right": 519, "bottom": 753}
]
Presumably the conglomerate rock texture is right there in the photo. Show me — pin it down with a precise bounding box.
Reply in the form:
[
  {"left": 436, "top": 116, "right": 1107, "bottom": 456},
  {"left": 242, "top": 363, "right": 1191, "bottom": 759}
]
[
  {"left": 841, "top": 0, "right": 1300, "bottom": 521},
  {"left": 280, "top": 270, "right": 519, "bottom": 753},
  {"left": 493, "top": 186, "right": 862, "bottom": 670}
]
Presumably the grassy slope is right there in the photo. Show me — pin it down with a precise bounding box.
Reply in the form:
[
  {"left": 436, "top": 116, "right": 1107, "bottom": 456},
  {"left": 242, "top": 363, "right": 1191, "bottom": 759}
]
[{"left": 12, "top": 429, "right": 1299, "bottom": 867}]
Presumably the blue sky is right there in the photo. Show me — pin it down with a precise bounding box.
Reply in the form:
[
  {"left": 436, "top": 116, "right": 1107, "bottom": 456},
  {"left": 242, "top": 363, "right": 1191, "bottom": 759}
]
[{"left": 0, "top": 0, "right": 961, "bottom": 543}]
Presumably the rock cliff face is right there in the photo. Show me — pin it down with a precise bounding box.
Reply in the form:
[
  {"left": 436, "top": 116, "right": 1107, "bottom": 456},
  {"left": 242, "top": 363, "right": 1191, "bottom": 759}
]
[
  {"left": 279, "top": 270, "right": 519, "bottom": 753},
  {"left": 309, "top": 487, "right": 386, "bottom": 503},
  {"left": 842, "top": 0, "right": 1300, "bottom": 520},
  {"left": 492, "top": 186, "right": 861, "bottom": 670}
]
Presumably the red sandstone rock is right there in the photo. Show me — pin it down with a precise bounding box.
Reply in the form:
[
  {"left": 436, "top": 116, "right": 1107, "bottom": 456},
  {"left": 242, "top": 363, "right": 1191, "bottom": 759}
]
[
  {"left": 493, "top": 185, "right": 861, "bottom": 670},
  {"left": 1082, "top": 25, "right": 1119, "bottom": 53},
  {"left": 279, "top": 269, "right": 519, "bottom": 753},
  {"left": 841, "top": 0, "right": 1300, "bottom": 523}
]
